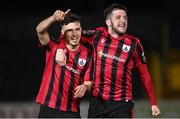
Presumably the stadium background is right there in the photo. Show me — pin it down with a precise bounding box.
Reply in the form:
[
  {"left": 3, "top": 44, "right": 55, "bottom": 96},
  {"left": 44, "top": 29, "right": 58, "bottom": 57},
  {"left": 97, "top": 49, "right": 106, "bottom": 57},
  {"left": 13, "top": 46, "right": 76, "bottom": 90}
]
[{"left": 0, "top": 0, "right": 179, "bottom": 117}]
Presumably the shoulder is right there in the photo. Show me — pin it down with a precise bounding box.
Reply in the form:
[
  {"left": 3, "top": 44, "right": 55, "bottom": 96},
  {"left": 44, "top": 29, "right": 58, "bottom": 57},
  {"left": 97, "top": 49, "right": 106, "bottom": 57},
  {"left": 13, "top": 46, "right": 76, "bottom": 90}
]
[
  {"left": 80, "top": 36, "right": 93, "bottom": 52},
  {"left": 78, "top": 43, "right": 93, "bottom": 64},
  {"left": 80, "top": 43, "right": 92, "bottom": 53},
  {"left": 124, "top": 34, "right": 140, "bottom": 42},
  {"left": 95, "top": 27, "right": 108, "bottom": 37},
  {"left": 79, "top": 43, "right": 93, "bottom": 59},
  {"left": 80, "top": 36, "right": 91, "bottom": 43},
  {"left": 122, "top": 34, "right": 144, "bottom": 51}
]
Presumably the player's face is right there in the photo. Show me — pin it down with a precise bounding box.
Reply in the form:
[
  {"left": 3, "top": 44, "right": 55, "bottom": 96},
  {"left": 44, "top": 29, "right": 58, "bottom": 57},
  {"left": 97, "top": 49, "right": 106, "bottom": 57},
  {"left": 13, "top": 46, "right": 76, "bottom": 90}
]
[
  {"left": 62, "top": 21, "right": 82, "bottom": 47},
  {"left": 109, "top": 9, "right": 128, "bottom": 34}
]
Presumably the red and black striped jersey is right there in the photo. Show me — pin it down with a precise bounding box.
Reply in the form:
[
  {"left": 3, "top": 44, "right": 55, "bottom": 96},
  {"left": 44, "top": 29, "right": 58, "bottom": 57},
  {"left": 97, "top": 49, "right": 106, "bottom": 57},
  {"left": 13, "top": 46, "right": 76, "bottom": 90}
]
[
  {"left": 86, "top": 27, "right": 157, "bottom": 105},
  {"left": 36, "top": 37, "right": 93, "bottom": 112}
]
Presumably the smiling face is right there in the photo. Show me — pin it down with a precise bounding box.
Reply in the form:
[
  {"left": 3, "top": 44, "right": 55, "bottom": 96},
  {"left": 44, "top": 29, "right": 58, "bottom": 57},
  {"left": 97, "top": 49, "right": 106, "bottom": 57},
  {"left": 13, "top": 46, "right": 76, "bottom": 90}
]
[
  {"left": 106, "top": 9, "right": 128, "bottom": 37},
  {"left": 61, "top": 21, "right": 82, "bottom": 50}
]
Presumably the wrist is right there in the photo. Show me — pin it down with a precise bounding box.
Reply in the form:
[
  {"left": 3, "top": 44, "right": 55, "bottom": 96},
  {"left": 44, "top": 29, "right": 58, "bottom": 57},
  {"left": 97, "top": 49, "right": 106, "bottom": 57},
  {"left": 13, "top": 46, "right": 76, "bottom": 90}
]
[
  {"left": 151, "top": 105, "right": 158, "bottom": 108},
  {"left": 50, "top": 16, "right": 57, "bottom": 23},
  {"left": 83, "top": 84, "right": 88, "bottom": 90}
]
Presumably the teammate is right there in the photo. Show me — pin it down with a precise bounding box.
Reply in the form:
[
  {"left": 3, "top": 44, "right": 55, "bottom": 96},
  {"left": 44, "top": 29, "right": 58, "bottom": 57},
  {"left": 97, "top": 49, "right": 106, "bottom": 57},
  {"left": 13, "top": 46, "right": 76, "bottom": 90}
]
[
  {"left": 56, "top": 3, "right": 161, "bottom": 118},
  {"left": 35, "top": 9, "right": 93, "bottom": 118}
]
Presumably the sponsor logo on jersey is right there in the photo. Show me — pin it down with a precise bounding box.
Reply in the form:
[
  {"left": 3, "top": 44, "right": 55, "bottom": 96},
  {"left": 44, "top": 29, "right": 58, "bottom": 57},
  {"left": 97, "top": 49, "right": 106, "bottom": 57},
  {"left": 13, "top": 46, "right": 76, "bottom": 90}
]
[
  {"left": 98, "top": 50, "right": 125, "bottom": 63},
  {"left": 65, "top": 65, "right": 80, "bottom": 75}
]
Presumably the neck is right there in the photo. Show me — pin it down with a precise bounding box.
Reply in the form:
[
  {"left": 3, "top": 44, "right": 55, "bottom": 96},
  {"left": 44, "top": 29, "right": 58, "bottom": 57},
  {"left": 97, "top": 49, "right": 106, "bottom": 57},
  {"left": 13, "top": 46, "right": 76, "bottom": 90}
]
[
  {"left": 66, "top": 44, "right": 80, "bottom": 51},
  {"left": 108, "top": 28, "right": 124, "bottom": 38}
]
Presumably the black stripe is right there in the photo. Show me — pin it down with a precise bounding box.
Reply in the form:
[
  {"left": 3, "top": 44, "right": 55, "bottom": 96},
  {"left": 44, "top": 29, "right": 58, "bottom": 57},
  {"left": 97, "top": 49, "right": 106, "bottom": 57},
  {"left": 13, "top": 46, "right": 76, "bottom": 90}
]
[
  {"left": 94, "top": 31, "right": 102, "bottom": 50},
  {"left": 121, "top": 39, "right": 137, "bottom": 99},
  {"left": 67, "top": 52, "right": 80, "bottom": 111},
  {"left": 98, "top": 35, "right": 111, "bottom": 97},
  {"left": 137, "top": 43, "right": 146, "bottom": 63},
  {"left": 93, "top": 32, "right": 102, "bottom": 88},
  {"left": 89, "top": 57, "right": 94, "bottom": 81},
  {"left": 55, "top": 53, "right": 69, "bottom": 109},
  {"left": 80, "top": 51, "right": 93, "bottom": 84},
  {"left": 109, "top": 40, "right": 124, "bottom": 100},
  {"left": 55, "top": 67, "right": 65, "bottom": 109},
  {"left": 81, "top": 41, "right": 93, "bottom": 52},
  {"left": 44, "top": 53, "right": 56, "bottom": 106},
  {"left": 136, "top": 43, "right": 142, "bottom": 54}
]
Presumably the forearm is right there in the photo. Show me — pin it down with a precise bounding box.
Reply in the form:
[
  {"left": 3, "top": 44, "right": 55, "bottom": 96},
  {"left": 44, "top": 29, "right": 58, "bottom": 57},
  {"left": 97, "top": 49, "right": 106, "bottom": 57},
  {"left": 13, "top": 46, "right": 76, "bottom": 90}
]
[
  {"left": 141, "top": 75, "right": 157, "bottom": 105},
  {"left": 36, "top": 16, "right": 56, "bottom": 45},
  {"left": 36, "top": 16, "right": 56, "bottom": 33},
  {"left": 137, "top": 64, "right": 157, "bottom": 105}
]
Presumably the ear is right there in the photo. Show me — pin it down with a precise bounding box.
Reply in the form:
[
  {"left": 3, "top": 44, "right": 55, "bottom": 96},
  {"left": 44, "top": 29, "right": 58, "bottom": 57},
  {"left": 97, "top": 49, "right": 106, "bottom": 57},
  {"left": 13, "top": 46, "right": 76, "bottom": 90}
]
[
  {"left": 105, "top": 19, "right": 111, "bottom": 27},
  {"left": 61, "top": 28, "right": 64, "bottom": 35}
]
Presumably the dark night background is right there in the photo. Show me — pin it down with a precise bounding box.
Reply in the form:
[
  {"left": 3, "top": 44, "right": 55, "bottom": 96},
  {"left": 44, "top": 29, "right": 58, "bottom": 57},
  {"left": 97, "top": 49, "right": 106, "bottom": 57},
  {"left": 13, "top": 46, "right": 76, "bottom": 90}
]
[{"left": 0, "top": 0, "right": 180, "bottom": 102}]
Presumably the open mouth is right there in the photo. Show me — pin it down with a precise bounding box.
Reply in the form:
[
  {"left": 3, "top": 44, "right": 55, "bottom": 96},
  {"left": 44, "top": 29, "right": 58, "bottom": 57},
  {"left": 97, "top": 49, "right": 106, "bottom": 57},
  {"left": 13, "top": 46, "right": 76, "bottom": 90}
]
[
  {"left": 70, "top": 37, "right": 80, "bottom": 44},
  {"left": 119, "top": 24, "right": 125, "bottom": 28}
]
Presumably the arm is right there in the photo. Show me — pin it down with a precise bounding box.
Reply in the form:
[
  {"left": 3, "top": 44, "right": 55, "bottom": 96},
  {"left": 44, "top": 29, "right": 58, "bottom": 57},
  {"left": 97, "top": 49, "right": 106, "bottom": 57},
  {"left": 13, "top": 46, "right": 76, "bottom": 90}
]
[
  {"left": 137, "top": 64, "right": 157, "bottom": 105},
  {"left": 134, "top": 39, "right": 160, "bottom": 117},
  {"left": 36, "top": 9, "right": 70, "bottom": 46},
  {"left": 137, "top": 64, "right": 161, "bottom": 117},
  {"left": 83, "top": 27, "right": 103, "bottom": 38}
]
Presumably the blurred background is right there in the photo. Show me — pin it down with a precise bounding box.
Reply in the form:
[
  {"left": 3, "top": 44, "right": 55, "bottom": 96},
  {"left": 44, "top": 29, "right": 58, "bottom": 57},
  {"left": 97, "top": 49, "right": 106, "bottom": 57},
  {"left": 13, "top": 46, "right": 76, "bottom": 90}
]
[{"left": 0, "top": 0, "right": 180, "bottom": 118}]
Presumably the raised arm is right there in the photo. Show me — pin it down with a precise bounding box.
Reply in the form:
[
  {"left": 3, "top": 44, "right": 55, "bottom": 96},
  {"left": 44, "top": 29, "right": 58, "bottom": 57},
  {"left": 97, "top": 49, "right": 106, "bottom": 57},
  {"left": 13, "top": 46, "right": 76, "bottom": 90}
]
[{"left": 36, "top": 9, "right": 70, "bottom": 46}]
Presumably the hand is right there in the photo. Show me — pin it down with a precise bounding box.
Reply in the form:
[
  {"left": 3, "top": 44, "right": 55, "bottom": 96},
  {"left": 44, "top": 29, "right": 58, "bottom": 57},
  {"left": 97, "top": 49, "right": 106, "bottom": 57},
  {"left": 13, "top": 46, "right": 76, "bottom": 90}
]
[
  {"left": 52, "top": 9, "right": 70, "bottom": 21},
  {"left": 55, "top": 49, "right": 67, "bottom": 66},
  {"left": 151, "top": 105, "right": 160, "bottom": 117},
  {"left": 74, "top": 84, "right": 88, "bottom": 99}
]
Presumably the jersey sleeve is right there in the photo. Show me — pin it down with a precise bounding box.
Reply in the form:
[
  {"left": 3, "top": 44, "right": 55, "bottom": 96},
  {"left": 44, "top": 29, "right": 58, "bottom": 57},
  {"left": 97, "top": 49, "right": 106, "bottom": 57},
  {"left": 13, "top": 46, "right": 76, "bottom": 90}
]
[
  {"left": 133, "top": 39, "right": 147, "bottom": 66},
  {"left": 83, "top": 57, "right": 94, "bottom": 82},
  {"left": 134, "top": 39, "right": 157, "bottom": 106},
  {"left": 37, "top": 38, "right": 58, "bottom": 50},
  {"left": 136, "top": 64, "right": 157, "bottom": 105}
]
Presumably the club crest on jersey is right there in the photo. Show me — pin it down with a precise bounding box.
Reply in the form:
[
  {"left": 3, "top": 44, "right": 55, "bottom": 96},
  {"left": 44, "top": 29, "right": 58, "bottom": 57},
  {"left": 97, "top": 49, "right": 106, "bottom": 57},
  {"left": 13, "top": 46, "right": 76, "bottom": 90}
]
[
  {"left": 78, "top": 58, "right": 86, "bottom": 67},
  {"left": 122, "top": 44, "right": 131, "bottom": 53},
  {"left": 101, "top": 38, "right": 105, "bottom": 44}
]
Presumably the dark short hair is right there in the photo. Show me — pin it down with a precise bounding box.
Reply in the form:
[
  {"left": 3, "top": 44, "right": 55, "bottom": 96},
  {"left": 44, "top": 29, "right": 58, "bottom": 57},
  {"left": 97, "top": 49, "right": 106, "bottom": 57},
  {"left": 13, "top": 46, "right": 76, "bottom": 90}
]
[
  {"left": 104, "top": 3, "right": 127, "bottom": 19},
  {"left": 60, "top": 13, "right": 81, "bottom": 26}
]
